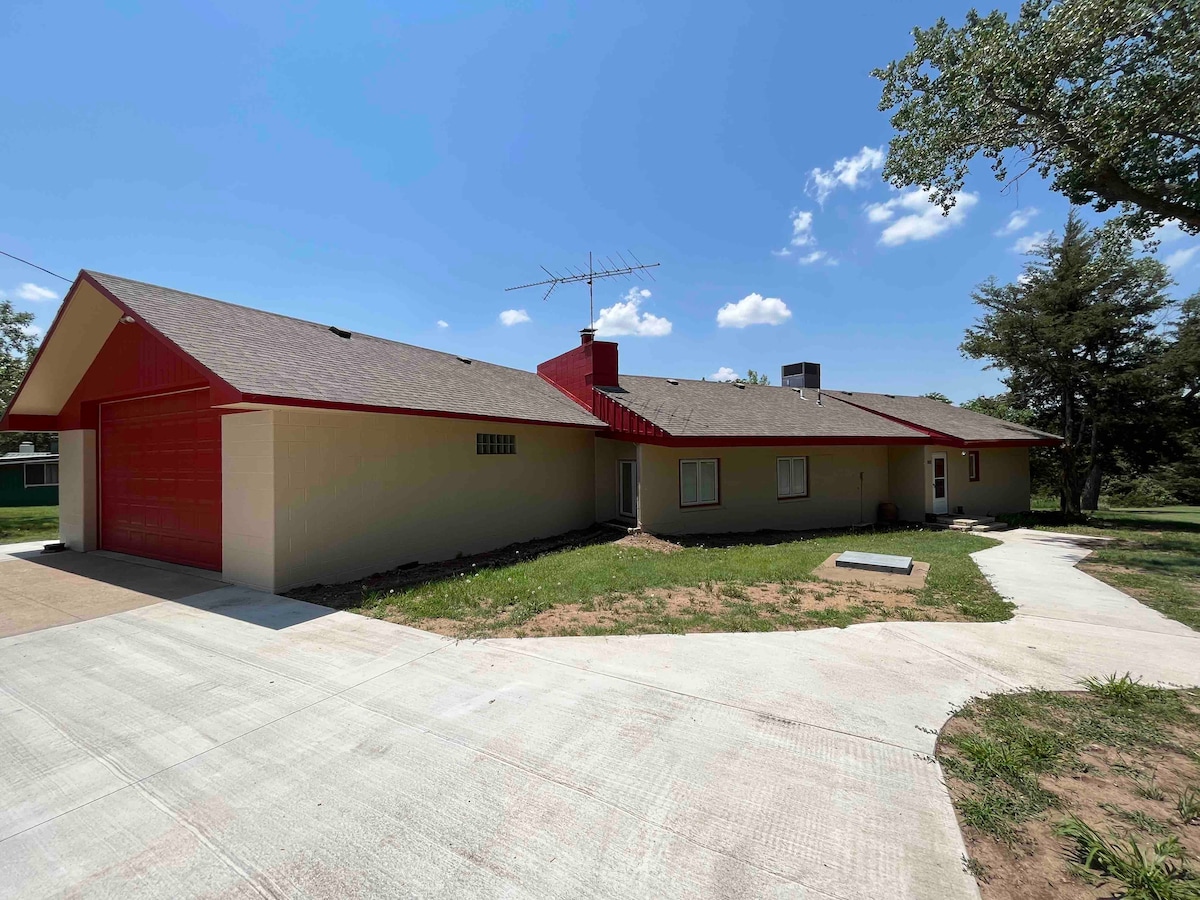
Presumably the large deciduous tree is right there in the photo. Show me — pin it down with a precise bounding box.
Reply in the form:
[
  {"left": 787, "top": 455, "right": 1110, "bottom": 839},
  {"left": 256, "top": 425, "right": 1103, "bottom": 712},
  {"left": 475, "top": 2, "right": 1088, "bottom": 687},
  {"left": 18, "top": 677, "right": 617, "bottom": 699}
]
[
  {"left": 0, "top": 299, "right": 40, "bottom": 455},
  {"left": 962, "top": 211, "right": 1176, "bottom": 514},
  {"left": 874, "top": 0, "right": 1200, "bottom": 237}
]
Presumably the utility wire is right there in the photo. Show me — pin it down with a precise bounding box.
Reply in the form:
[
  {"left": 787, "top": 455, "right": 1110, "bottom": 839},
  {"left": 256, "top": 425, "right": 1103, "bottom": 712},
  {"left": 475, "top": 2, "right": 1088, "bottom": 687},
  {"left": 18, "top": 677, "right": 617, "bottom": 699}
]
[{"left": 0, "top": 249, "right": 71, "bottom": 283}]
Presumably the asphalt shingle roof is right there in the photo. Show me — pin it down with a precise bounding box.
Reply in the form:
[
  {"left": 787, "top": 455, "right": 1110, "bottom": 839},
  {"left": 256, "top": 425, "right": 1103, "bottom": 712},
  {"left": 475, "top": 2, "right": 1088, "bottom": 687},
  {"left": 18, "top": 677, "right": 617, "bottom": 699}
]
[
  {"left": 597, "top": 376, "right": 929, "bottom": 439},
  {"left": 85, "top": 272, "right": 602, "bottom": 428},
  {"left": 825, "top": 390, "right": 1060, "bottom": 443}
]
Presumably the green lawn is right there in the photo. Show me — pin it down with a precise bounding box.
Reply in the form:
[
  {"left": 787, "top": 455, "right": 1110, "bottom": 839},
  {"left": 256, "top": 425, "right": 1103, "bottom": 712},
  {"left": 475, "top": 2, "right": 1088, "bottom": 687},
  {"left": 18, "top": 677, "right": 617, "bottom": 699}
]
[
  {"left": 0, "top": 506, "right": 59, "bottom": 543},
  {"left": 1001, "top": 506, "right": 1200, "bottom": 631},
  {"left": 319, "top": 527, "right": 1014, "bottom": 638}
]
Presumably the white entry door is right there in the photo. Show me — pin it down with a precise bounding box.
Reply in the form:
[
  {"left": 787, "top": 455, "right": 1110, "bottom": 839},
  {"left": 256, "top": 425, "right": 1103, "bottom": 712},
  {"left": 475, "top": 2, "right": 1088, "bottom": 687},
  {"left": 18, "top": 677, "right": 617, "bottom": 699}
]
[
  {"left": 931, "top": 452, "right": 949, "bottom": 515},
  {"left": 618, "top": 459, "right": 638, "bottom": 520}
]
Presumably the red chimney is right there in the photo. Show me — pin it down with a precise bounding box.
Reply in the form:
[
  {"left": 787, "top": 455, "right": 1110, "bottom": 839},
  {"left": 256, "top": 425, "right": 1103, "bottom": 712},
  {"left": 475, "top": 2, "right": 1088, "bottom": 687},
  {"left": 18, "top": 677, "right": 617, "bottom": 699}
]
[{"left": 537, "top": 329, "right": 619, "bottom": 409}]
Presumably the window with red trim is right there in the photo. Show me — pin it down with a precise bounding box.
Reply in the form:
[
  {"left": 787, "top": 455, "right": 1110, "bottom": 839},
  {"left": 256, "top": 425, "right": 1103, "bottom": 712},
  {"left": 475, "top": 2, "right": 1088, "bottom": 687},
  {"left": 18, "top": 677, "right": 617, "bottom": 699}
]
[{"left": 968, "top": 450, "right": 980, "bottom": 482}]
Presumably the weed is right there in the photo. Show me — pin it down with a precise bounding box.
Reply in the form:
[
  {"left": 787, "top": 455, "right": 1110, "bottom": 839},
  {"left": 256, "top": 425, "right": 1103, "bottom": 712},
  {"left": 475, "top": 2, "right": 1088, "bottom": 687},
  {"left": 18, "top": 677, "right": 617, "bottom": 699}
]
[
  {"left": 1178, "top": 788, "right": 1200, "bottom": 826},
  {"left": 1100, "top": 803, "right": 1170, "bottom": 836},
  {"left": 1054, "top": 815, "right": 1199, "bottom": 899},
  {"left": 1134, "top": 774, "right": 1168, "bottom": 803},
  {"left": 1083, "top": 673, "right": 1166, "bottom": 708}
]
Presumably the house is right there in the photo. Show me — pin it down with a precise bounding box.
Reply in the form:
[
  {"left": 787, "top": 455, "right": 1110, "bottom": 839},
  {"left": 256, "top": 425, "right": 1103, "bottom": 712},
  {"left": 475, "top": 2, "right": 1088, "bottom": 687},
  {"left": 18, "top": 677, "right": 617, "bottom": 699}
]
[
  {"left": 1, "top": 271, "right": 1059, "bottom": 592},
  {"left": 0, "top": 443, "right": 59, "bottom": 507}
]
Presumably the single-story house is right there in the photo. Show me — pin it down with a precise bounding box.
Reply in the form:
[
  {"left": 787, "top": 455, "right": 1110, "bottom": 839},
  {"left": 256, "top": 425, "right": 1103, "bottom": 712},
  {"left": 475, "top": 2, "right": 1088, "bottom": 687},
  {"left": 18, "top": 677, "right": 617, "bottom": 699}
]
[
  {"left": 1, "top": 271, "right": 1059, "bottom": 591},
  {"left": 0, "top": 443, "right": 59, "bottom": 507}
]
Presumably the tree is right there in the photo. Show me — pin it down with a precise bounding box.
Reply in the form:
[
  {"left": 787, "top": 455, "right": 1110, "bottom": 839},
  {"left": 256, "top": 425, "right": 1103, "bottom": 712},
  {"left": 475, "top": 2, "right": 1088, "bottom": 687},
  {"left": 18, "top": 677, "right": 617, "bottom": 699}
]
[
  {"left": 0, "top": 299, "right": 40, "bottom": 454},
  {"left": 875, "top": 0, "right": 1200, "bottom": 237},
  {"left": 961, "top": 394, "right": 1036, "bottom": 427},
  {"left": 735, "top": 370, "right": 771, "bottom": 385},
  {"left": 961, "top": 211, "right": 1175, "bottom": 513},
  {"left": 921, "top": 391, "right": 952, "bottom": 403}
]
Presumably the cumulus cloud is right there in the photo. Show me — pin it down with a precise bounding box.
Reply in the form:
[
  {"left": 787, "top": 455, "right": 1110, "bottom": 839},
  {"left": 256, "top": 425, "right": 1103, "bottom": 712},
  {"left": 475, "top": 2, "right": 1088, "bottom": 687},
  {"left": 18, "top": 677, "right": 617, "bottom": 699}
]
[
  {"left": 807, "top": 146, "right": 884, "bottom": 204},
  {"left": 1165, "top": 246, "right": 1198, "bottom": 272},
  {"left": 436, "top": 319, "right": 449, "bottom": 328},
  {"left": 1, "top": 282, "right": 59, "bottom": 303},
  {"left": 20, "top": 322, "right": 44, "bottom": 338},
  {"left": 864, "top": 189, "right": 979, "bottom": 246},
  {"left": 709, "top": 366, "right": 740, "bottom": 382},
  {"left": 499, "top": 308, "right": 531, "bottom": 326},
  {"left": 1155, "top": 219, "right": 1186, "bottom": 243},
  {"left": 995, "top": 208, "right": 1039, "bottom": 236},
  {"left": 716, "top": 293, "right": 792, "bottom": 328},
  {"left": 797, "top": 250, "right": 827, "bottom": 265},
  {"left": 1011, "top": 230, "right": 1051, "bottom": 254},
  {"left": 594, "top": 288, "right": 672, "bottom": 337}
]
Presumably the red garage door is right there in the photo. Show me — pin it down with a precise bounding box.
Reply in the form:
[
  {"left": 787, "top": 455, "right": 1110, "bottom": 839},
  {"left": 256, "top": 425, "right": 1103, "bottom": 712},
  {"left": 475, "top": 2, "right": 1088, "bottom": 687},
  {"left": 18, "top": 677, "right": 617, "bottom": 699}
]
[{"left": 100, "top": 389, "right": 222, "bottom": 570}]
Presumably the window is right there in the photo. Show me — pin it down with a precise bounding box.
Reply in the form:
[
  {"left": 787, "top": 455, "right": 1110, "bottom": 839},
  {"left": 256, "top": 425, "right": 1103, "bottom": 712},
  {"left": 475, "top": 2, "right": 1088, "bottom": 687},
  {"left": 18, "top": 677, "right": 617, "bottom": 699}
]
[
  {"left": 968, "top": 450, "right": 980, "bottom": 482},
  {"left": 679, "top": 458, "right": 719, "bottom": 506},
  {"left": 24, "top": 462, "right": 59, "bottom": 487},
  {"left": 476, "top": 433, "right": 516, "bottom": 455},
  {"left": 777, "top": 456, "right": 809, "bottom": 499}
]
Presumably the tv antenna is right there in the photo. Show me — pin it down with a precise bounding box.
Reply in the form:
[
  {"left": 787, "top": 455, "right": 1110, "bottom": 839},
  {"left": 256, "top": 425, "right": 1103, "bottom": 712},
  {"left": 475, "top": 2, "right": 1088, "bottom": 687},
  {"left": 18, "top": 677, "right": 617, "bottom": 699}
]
[{"left": 506, "top": 251, "right": 660, "bottom": 329}]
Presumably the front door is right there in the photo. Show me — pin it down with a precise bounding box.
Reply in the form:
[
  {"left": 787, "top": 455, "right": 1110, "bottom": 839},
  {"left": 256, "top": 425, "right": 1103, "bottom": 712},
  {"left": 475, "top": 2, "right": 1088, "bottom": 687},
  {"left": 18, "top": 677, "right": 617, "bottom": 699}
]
[
  {"left": 931, "top": 452, "right": 949, "bottom": 515},
  {"left": 618, "top": 459, "right": 637, "bottom": 520}
]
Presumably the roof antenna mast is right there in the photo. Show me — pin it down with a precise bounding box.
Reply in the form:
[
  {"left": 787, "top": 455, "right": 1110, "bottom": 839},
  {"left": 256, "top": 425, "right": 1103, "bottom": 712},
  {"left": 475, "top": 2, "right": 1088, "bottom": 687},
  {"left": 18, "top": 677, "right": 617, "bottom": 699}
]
[{"left": 505, "top": 251, "right": 661, "bottom": 330}]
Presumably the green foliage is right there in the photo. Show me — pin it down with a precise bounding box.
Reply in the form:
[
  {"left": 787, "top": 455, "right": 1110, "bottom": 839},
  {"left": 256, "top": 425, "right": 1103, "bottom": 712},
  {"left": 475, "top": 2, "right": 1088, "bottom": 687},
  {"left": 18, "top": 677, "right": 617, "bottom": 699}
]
[
  {"left": 1082, "top": 673, "right": 1166, "bottom": 708},
  {"left": 962, "top": 211, "right": 1177, "bottom": 514},
  {"left": 1055, "top": 815, "right": 1199, "bottom": 899},
  {"left": 921, "top": 391, "right": 952, "bottom": 404},
  {"left": 1177, "top": 788, "right": 1200, "bottom": 825},
  {"left": 734, "top": 369, "right": 770, "bottom": 385},
  {"left": 875, "top": 0, "right": 1200, "bottom": 237},
  {"left": 0, "top": 298, "right": 47, "bottom": 455}
]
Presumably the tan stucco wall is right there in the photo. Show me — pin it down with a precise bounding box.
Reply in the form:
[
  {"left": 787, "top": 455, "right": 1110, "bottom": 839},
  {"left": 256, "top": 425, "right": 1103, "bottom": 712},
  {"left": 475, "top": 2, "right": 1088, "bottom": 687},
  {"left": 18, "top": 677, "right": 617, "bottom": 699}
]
[
  {"left": 923, "top": 445, "right": 1031, "bottom": 516},
  {"left": 594, "top": 438, "right": 637, "bottom": 523},
  {"left": 637, "top": 443, "right": 890, "bottom": 535},
  {"left": 221, "top": 411, "right": 276, "bottom": 591},
  {"left": 58, "top": 429, "right": 97, "bottom": 550},
  {"left": 220, "top": 409, "right": 597, "bottom": 592},
  {"left": 10, "top": 282, "right": 120, "bottom": 415},
  {"left": 887, "top": 445, "right": 926, "bottom": 522}
]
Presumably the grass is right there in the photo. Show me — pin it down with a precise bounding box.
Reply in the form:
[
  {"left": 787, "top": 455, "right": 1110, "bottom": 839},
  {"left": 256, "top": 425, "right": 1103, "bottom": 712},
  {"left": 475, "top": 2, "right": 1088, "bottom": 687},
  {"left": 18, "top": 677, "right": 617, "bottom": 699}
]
[
  {"left": 1000, "top": 506, "right": 1200, "bottom": 631},
  {"left": 340, "top": 526, "right": 1012, "bottom": 638},
  {"left": 941, "top": 676, "right": 1200, "bottom": 898},
  {"left": 0, "top": 505, "right": 59, "bottom": 543}
]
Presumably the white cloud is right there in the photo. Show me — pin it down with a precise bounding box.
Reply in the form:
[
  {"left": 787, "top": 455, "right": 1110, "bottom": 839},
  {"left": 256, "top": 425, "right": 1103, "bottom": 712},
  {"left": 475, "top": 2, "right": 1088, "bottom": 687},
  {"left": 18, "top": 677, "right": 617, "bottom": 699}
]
[
  {"left": 436, "top": 319, "right": 449, "bottom": 329},
  {"left": 788, "top": 210, "right": 815, "bottom": 246},
  {"left": 797, "top": 250, "right": 827, "bottom": 265},
  {"left": 1011, "top": 230, "right": 1051, "bottom": 253},
  {"left": 1165, "top": 246, "right": 1198, "bottom": 272},
  {"left": 709, "top": 366, "right": 740, "bottom": 382},
  {"left": 994, "top": 208, "right": 1039, "bottom": 235},
  {"left": 716, "top": 292, "right": 792, "bottom": 328},
  {"left": 20, "top": 322, "right": 44, "bottom": 338},
  {"left": 499, "top": 308, "right": 531, "bottom": 326},
  {"left": 2, "top": 282, "right": 59, "bottom": 303},
  {"left": 865, "top": 189, "right": 979, "bottom": 246},
  {"left": 1155, "top": 219, "right": 1186, "bottom": 243},
  {"left": 594, "top": 288, "right": 672, "bottom": 337},
  {"left": 807, "top": 146, "right": 884, "bottom": 204}
]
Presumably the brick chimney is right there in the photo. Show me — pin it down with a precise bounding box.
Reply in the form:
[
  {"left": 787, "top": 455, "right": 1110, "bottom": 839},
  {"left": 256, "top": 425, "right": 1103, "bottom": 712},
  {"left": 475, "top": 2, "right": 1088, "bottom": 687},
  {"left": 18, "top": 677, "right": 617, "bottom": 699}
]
[{"left": 537, "top": 329, "right": 619, "bottom": 409}]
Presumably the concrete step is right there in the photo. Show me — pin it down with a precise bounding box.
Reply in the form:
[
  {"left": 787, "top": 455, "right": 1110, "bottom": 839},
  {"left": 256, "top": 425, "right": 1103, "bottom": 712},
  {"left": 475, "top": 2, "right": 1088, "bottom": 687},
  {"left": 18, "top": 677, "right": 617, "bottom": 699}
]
[
  {"left": 935, "top": 514, "right": 996, "bottom": 527},
  {"left": 970, "top": 522, "right": 1009, "bottom": 532}
]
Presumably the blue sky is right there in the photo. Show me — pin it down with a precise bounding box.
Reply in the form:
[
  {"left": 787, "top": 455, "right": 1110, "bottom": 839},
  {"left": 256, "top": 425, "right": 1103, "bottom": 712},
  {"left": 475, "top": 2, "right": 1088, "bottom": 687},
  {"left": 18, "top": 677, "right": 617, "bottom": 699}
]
[{"left": 2, "top": 1, "right": 1197, "bottom": 402}]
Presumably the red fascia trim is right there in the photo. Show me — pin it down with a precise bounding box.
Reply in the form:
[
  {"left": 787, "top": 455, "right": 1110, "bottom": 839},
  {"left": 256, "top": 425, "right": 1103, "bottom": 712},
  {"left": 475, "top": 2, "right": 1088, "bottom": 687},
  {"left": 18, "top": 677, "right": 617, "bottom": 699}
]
[
  {"left": 604, "top": 430, "right": 930, "bottom": 447},
  {"left": 0, "top": 414, "right": 59, "bottom": 432},
  {"left": 80, "top": 272, "right": 244, "bottom": 407},
  {"left": 236, "top": 393, "right": 602, "bottom": 430},
  {"left": 960, "top": 438, "right": 1060, "bottom": 448}
]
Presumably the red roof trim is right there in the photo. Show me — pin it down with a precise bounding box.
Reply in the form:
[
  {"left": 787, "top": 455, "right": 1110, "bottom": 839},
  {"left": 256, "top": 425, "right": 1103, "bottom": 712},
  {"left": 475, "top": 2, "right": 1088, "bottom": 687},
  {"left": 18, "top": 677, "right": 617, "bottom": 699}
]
[
  {"left": 235, "top": 393, "right": 603, "bottom": 429},
  {"left": 602, "top": 430, "right": 930, "bottom": 448},
  {"left": 827, "top": 394, "right": 1060, "bottom": 447}
]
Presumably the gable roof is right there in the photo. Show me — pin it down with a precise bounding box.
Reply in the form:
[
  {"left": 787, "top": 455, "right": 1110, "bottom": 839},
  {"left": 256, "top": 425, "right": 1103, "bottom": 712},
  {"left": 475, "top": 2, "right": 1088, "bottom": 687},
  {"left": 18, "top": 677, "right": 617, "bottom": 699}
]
[
  {"left": 597, "top": 376, "right": 929, "bottom": 441},
  {"left": 825, "top": 390, "right": 1060, "bottom": 444},
  {"left": 80, "top": 272, "right": 602, "bottom": 428}
]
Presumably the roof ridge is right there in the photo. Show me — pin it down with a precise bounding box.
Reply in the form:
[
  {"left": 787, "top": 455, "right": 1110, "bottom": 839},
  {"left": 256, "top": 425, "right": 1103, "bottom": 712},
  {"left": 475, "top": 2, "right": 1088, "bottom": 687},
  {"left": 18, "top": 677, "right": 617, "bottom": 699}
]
[{"left": 83, "top": 270, "right": 543, "bottom": 380}]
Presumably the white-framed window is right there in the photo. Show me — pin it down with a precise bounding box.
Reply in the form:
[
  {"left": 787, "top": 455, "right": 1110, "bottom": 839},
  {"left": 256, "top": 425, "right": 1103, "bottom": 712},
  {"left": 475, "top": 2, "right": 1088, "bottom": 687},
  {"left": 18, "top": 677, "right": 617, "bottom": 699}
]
[
  {"left": 679, "top": 458, "right": 719, "bottom": 507},
  {"left": 476, "top": 433, "right": 516, "bottom": 455},
  {"left": 24, "top": 462, "right": 59, "bottom": 487},
  {"left": 777, "top": 456, "right": 808, "bottom": 499},
  {"left": 968, "top": 450, "right": 980, "bottom": 482}
]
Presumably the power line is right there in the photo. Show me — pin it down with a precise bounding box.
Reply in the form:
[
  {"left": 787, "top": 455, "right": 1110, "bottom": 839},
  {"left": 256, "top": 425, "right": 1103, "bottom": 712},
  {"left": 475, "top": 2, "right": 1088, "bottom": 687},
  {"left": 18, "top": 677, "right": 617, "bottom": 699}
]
[{"left": 0, "top": 250, "right": 72, "bottom": 283}]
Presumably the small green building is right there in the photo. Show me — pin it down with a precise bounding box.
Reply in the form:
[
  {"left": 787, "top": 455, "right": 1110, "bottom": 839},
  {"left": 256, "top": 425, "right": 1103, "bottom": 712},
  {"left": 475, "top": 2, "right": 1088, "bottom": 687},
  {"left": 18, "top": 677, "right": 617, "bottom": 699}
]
[{"left": 0, "top": 451, "right": 59, "bottom": 507}]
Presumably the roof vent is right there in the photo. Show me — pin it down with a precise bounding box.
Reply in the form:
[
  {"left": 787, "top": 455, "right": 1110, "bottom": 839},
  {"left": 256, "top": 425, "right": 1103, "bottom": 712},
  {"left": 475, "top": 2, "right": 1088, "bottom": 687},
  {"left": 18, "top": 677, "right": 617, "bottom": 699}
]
[
  {"left": 329, "top": 326, "right": 352, "bottom": 339},
  {"left": 781, "top": 361, "right": 820, "bottom": 390},
  {"left": 457, "top": 356, "right": 472, "bottom": 364},
  {"left": 666, "top": 378, "right": 679, "bottom": 385},
  {"left": 733, "top": 382, "right": 745, "bottom": 389}
]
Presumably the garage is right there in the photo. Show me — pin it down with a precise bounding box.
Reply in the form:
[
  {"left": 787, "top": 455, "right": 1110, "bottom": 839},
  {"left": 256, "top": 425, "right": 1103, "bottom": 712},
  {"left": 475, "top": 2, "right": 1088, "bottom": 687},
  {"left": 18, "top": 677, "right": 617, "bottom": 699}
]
[{"left": 99, "top": 388, "right": 222, "bottom": 571}]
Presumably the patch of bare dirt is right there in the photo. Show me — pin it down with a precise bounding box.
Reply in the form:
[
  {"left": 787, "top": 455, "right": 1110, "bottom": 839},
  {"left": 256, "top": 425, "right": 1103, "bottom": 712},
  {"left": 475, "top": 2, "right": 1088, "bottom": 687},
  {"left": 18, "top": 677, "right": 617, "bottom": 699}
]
[
  {"left": 467, "top": 578, "right": 967, "bottom": 638},
  {"left": 942, "top": 707, "right": 1200, "bottom": 900},
  {"left": 613, "top": 533, "right": 683, "bottom": 553}
]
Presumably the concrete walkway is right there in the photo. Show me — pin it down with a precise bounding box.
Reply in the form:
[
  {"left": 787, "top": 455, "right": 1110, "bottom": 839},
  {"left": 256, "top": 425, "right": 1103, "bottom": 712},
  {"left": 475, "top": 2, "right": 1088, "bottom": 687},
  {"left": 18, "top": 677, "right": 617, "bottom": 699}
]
[{"left": 0, "top": 530, "right": 1197, "bottom": 899}]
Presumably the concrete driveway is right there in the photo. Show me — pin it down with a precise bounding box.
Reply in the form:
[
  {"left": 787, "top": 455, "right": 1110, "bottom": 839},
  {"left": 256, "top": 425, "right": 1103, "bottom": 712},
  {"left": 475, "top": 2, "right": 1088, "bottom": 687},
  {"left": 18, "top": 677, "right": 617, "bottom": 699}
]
[{"left": 1, "top": 530, "right": 1197, "bottom": 899}]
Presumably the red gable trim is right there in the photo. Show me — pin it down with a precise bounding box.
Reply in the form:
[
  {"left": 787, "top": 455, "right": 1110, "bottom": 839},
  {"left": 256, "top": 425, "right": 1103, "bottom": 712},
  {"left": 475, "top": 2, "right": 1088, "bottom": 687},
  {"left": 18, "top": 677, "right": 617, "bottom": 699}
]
[{"left": 826, "top": 394, "right": 1060, "bottom": 448}]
